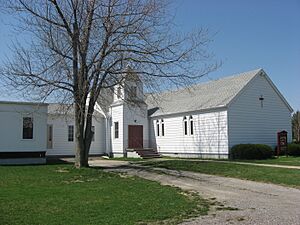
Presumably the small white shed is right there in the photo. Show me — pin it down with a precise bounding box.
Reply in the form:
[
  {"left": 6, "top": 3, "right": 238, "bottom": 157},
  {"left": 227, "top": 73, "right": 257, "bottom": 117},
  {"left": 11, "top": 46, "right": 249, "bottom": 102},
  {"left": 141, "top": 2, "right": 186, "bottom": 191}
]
[{"left": 0, "top": 101, "right": 48, "bottom": 164}]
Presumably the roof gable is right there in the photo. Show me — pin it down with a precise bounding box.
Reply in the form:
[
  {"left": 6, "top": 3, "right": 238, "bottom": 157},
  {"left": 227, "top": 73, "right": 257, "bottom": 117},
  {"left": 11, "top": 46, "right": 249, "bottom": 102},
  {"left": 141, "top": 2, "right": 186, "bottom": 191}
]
[
  {"left": 226, "top": 69, "right": 293, "bottom": 113},
  {"left": 259, "top": 71, "right": 293, "bottom": 112}
]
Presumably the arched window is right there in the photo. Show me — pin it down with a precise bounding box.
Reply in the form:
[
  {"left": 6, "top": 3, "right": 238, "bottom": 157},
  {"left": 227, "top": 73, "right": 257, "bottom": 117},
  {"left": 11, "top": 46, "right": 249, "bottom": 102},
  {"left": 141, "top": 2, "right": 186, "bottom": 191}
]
[
  {"left": 183, "top": 116, "right": 188, "bottom": 135},
  {"left": 156, "top": 120, "right": 160, "bottom": 136},
  {"left": 189, "top": 115, "right": 194, "bottom": 135},
  {"left": 161, "top": 119, "right": 165, "bottom": 136}
]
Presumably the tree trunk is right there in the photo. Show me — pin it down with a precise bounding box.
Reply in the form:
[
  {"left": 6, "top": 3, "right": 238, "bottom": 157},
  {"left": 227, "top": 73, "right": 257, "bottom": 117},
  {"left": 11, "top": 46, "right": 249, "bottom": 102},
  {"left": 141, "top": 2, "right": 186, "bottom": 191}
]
[
  {"left": 74, "top": 102, "right": 89, "bottom": 168},
  {"left": 84, "top": 117, "right": 93, "bottom": 163},
  {"left": 74, "top": 96, "right": 96, "bottom": 168},
  {"left": 72, "top": 21, "right": 89, "bottom": 168},
  {"left": 75, "top": 136, "right": 88, "bottom": 168},
  {"left": 298, "top": 114, "right": 300, "bottom": 143},
  {"left": 83, "top": 99, "right": 96, "bottom": 164}
]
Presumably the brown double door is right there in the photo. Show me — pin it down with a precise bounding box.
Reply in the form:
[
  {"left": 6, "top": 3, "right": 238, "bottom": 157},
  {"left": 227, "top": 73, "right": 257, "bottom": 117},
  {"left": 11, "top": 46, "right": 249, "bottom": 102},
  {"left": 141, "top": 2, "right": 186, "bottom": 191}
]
[{"left": 128, "top": 125, "right": 143, "bottom": 149}]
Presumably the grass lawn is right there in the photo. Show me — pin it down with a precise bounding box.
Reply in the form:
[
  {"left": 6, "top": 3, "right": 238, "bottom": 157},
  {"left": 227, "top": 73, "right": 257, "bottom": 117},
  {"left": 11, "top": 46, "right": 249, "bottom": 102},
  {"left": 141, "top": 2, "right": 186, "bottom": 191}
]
[
  {"left": 0, "top": 164, "right": 208, "bottom": 225},
  {"left": 140, "top": 160, "right": 300, "bottom": 188},
  {"left": 172, "top": 156, "right": 300, "bottom": 167},
  {"left": 233, "top": 156, "right": 300, "bottom": 166}
]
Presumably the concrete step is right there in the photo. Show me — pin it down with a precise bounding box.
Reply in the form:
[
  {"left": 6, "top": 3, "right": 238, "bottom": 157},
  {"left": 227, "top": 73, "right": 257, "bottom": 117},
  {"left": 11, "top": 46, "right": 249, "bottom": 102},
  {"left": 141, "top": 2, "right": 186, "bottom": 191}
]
[{"left": 134, "top": 149, "right": 161, "bottom": 159}]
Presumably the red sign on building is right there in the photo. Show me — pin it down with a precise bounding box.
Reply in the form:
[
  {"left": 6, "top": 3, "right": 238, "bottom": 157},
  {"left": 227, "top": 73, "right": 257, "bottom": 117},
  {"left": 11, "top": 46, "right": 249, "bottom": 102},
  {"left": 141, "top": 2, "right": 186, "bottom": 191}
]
[{"left": 277, "top": 130, "right": 288, "bottom": 157}]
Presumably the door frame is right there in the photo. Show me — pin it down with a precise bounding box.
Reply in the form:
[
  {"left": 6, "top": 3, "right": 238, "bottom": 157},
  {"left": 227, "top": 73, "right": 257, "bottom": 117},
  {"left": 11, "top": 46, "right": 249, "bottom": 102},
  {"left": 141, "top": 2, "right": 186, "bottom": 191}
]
[
  {"left": 128, "top": 125, "right": 143, "bottom": 149},
  {"left": 47, "top": 124, "right": 53, "bottom": 149}
]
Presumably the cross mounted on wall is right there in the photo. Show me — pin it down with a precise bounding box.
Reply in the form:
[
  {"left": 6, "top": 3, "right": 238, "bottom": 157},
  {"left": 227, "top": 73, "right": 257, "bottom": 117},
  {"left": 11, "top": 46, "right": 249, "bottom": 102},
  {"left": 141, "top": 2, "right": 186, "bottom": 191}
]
[{"left": 259, "top": 95, "right": 264, "bottom": 108}]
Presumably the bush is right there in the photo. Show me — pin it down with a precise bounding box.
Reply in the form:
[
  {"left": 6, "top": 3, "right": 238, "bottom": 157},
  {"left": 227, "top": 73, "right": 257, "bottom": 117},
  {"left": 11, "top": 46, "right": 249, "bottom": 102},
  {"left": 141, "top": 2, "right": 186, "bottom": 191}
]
[
  {"left": 274, "top": 146, "right": 286, "bottom": 156},
  {"left": 230, "top": 144, "right": 273, "bottom": 160},
  {"left": 287, "top": 143, "right": 300, "bottom": 156}
]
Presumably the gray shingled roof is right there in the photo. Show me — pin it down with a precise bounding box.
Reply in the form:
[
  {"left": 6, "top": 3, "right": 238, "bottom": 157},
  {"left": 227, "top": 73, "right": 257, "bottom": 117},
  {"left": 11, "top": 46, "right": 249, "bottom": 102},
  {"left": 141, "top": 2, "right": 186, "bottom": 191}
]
[
  {"left": 146, "top": 68, "right": 262, "bottom": 117},
  {"left": 47, "top": 103, "right": 104, "bottom": 118},
  {"left": 96, "top": 88, "right": 114, "bottom": 114},
  {"left": 47, "top": 103, "right": 75, "bottom": 115}
]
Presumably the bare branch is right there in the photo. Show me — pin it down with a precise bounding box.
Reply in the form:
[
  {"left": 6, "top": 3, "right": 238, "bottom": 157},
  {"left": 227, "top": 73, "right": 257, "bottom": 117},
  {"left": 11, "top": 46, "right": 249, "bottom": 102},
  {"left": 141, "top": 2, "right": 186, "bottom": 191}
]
[{"left": 0, "top": 0, "right": 219, "bottom": 167}]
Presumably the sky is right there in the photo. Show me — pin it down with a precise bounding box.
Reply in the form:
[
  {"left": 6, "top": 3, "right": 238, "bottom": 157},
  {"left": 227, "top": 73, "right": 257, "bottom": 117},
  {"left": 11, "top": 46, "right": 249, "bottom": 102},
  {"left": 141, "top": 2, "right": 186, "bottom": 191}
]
[
  {"left": 0, "top": 0, "right": 299, "bottom": 110},
  {"left": 171, "top": 0, "right": 300, "bottom": 111}
]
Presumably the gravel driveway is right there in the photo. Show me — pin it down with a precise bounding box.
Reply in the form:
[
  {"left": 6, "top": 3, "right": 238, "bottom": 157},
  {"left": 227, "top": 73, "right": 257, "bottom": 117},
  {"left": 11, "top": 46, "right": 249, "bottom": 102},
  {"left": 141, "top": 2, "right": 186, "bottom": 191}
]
[{"left": 95, "top": 160, "right": 300, "bottom": 225}]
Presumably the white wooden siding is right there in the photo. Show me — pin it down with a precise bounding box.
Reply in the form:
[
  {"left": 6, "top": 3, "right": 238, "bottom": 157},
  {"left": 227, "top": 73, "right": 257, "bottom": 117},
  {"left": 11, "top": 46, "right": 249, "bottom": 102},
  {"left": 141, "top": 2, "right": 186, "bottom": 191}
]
[
  {"left": 123, "top": 104, "right": 149, "bottom": 149},
  {"left": 228, "top": 74, "right": 292, "bottom": 148},
  {"left": 105, "top": 118, "right": 111, "bottom": 156},
  {"left": 149, "top": 109, "right": 228, "bottom": 156},
  {"left": 46, "top": 114, "right": 106, "bottom": 156},
  {"left": 111, "top": 104, "right": 124, "bottom": 155},
  {"left": 0, "top": 103, "right": 48, "bottom": 152},
  {"left": 110, "top": 103, "right": 149, "bottom": 156}
]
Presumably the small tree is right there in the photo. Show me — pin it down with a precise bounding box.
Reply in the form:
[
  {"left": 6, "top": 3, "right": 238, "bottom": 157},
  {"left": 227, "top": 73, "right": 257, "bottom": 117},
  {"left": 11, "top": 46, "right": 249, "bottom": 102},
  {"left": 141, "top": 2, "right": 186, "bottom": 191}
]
[
  {"left": 0, "top": 0, "right": 218, "bottom": 167},
  {"left": 292, "top": 111, "right": 300, "bottom": 143}
]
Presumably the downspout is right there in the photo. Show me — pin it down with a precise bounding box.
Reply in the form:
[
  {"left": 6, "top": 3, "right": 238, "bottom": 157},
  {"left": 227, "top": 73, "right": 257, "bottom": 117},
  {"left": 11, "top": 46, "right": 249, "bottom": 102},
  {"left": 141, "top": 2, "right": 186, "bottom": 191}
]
[
  {"left": 105, "top": 106, "right": 112, "bottom": 157},
  {"left": 105, "top": 116, "right": 111, "bottom": 157}
]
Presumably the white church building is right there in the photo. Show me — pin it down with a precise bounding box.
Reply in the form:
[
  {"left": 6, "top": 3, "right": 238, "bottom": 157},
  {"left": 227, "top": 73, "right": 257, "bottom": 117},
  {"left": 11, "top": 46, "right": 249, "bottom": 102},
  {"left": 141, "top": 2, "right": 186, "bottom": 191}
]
[{"left": 0, "top": 68, "right": 293, "bottom": 163}]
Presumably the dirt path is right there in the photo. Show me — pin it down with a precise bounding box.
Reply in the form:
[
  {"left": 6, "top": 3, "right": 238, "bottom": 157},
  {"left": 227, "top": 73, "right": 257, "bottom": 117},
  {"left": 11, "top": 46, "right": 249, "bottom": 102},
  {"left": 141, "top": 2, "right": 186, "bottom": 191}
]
[{"left": 92, "top": 160, "right": 300, "bottom": 225}]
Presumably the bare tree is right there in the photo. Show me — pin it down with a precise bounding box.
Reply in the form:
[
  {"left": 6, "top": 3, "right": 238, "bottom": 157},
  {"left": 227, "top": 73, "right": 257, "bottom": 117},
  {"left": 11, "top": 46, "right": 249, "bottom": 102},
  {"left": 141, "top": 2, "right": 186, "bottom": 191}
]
[
  {"left": 0, "top": 0, "right": 218, "bottom": 167},
  {"left": 292, "top": 111, "right": 300, "bottom": 143}
]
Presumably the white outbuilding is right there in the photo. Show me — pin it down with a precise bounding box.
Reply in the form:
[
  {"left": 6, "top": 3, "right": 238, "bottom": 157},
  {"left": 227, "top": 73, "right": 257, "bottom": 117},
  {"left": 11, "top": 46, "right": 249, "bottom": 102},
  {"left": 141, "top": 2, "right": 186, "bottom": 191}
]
[{"left": 0, "top": 101, "right": 48, "bottom": 164}]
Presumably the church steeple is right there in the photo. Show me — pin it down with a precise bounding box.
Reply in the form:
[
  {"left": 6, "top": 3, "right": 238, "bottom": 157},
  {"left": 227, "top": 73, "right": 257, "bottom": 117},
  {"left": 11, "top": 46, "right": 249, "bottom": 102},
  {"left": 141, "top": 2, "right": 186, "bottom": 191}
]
[
  {"left": 109, "top": 66, "right": 149, "bottom": 158},
  {"left": 113, "top": 66, "right": 144, "bottom": 103}
]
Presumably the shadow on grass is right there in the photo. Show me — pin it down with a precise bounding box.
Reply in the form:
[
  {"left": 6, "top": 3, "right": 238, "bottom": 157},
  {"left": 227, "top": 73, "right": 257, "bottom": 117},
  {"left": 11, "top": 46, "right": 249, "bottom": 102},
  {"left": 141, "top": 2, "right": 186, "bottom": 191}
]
[
  {"left": 89, "top": 164, "right": 133, "bottom": 170},
  {"left": 46, "top": 157, "right": 73, "bottom": 165}
]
